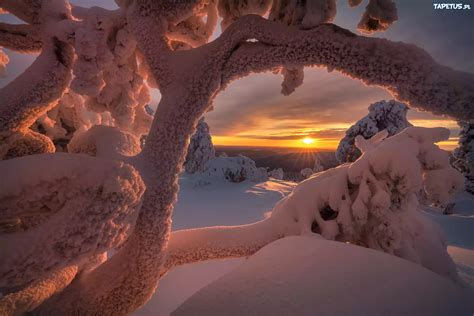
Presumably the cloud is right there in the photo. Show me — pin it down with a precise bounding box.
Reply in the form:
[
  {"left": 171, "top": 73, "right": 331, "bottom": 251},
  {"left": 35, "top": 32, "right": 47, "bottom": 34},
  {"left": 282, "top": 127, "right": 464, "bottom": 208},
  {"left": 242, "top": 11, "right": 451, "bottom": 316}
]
[
  {"left": 235, "top": 128, "right": 347, "bottom": 141},
  {"left": 207, "top": 68, "right": 391, "bottom": 136}
]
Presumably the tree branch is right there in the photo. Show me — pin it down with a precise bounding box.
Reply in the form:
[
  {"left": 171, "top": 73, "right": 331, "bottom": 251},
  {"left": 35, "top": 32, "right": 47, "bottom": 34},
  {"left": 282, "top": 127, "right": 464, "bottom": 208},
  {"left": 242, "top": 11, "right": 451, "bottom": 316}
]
[
  {"left": 219, "top": 16, "right": 474, "bottom": 120},
  {"left": 0, "top": 22, "right": 42, "bottom": 53},
  {"left": 0, "top": 0, "right": 41, "bottom": 25},
  {"left": 0, "top": 265, "right": 78, "bottom": 316},
  {"left": 0, "top": 37, "right": 73, "bottom": 132},
  {"left": 163, "top": 218, "right": 282, "bottom": 273}
]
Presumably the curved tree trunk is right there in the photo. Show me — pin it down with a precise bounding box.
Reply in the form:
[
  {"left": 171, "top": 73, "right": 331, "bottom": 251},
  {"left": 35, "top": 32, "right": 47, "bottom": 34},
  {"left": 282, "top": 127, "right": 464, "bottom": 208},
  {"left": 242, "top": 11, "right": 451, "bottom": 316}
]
[{"left": 33, "top": 11, "right": 474, "bottom": 316}]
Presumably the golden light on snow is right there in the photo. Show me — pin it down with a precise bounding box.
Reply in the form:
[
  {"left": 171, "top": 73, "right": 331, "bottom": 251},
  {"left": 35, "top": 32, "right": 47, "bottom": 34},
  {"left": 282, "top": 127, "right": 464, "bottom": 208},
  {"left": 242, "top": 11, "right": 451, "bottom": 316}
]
[{"left": 302, "top": 137, "right": 315, "bottom": 145}]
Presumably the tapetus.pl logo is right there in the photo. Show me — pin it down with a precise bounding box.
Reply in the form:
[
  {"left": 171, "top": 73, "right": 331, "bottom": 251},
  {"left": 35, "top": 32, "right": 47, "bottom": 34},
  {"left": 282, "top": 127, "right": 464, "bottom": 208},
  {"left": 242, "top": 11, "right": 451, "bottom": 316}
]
[{"left": 433, "top": 3, "right": 471, "bottom": 9}]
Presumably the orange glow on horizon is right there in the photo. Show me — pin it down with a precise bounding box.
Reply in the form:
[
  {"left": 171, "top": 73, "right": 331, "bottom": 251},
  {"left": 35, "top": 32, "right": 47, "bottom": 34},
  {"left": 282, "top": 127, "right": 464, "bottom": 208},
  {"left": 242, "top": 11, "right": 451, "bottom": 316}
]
[
  {"left": 211, "top": 116, "right": 459, "bottom": 151},
  {"left": 212, "top": 135, "right": 458, "bottom": 151},
  {"left": 213, "top": 136, "right": 341, "bottom": 150}
]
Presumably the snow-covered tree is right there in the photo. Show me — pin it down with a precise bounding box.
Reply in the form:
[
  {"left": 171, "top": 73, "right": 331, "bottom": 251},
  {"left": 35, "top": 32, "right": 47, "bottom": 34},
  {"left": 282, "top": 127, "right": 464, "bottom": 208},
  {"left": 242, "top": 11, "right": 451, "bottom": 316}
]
[
  {"left": 268, "top": 168, "right": 284, "bottom": 180},
  {"left": 300, "top": 167, "right": 314, "bottom": 179},
  {"left": 165, "top": 127, "right": 464, "bottom": 283},
  {"left": 313, "top": 155, "right": 324, "bottom": 173},
  {"left": 184, "top": 117, "right": 216, "bottom": 174},
  {"left": 452, "top": 121, "right": 474, "bottom": 194},
  {"left": 0, "top": 0, "right": 473, "bottom": 314},
  {"left": 195, "top": 155, "right": 268, "bottom": 184},
  {"left": 336, "top": 100, "right": 412, "bottom": 163}
]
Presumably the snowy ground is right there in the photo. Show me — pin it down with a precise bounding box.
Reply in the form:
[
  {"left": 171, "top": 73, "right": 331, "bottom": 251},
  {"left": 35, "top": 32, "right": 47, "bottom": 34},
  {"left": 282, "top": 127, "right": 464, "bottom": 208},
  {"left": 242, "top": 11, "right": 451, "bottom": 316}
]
[{"left": 134, "top": 178, "right": 474, "bottom": 316}]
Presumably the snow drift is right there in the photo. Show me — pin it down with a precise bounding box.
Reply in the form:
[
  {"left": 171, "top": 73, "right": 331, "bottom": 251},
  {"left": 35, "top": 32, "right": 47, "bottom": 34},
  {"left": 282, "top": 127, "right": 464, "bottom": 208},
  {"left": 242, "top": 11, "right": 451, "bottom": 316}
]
[{"left": 173, "top": 236, "right": 473, "bottom": 316}]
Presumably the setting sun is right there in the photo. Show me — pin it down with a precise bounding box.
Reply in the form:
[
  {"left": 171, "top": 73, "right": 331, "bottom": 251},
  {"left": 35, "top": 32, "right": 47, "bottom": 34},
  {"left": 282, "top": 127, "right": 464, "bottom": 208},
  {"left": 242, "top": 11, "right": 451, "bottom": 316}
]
[{"left": 302, "top": 137, "right": 315, "bottom": 145}]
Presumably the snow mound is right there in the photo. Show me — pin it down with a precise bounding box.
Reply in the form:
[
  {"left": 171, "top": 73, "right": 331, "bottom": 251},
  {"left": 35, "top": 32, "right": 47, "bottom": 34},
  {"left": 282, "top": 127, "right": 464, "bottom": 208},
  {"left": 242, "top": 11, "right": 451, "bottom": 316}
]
[{"left": 173, "top": 236, "right": 473, "bottom": 316}]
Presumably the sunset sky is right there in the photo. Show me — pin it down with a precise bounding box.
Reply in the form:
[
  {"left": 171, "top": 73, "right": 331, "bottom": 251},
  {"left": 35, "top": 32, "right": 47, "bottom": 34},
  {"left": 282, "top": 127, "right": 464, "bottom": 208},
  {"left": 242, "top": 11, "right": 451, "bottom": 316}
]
[{"left": 1, "top": 0, "right": 472, "bottom": 150}]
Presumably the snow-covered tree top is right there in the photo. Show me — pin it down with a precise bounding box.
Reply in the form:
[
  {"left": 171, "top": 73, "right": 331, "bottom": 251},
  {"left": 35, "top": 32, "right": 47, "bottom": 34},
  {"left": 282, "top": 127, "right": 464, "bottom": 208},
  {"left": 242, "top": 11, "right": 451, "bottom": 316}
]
[
  {"left": 184, "top": 117, "right": 215, "bottom": 174},
  {"left": 336, "top": 99, "right": 412, "bottom": 163}
]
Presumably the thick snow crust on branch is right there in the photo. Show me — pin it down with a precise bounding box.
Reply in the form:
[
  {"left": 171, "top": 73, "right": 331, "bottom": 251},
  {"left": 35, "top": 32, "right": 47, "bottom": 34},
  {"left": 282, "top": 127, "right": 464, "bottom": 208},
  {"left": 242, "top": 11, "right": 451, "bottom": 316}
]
[
  {"left": 0, "top": 129, "right": 54, "bottom": 160},
  {"left": 0, "top": 265, "right": 78, "bottom": 315},
  {"left": 67, "top": 7, "right": 153, "bottom": 137},
  {"left": 0, "top": 153, "right": 145, "bottom": 288},
  {"left": 68, "top": 125, "right": 141, "bottom": 159},
  {"left": 336, "top": 99, "right": 412, "bottom": 163},
  {"left": 221, "top": 16, "right": 474, "bottom": 120},
  {"left": 219, "top": 0, "right": 272, "bottom": 30},
  {"left": 166, "top": 127, "right": 464, "bottom": 281},
  {"left": 357, "top": 0, "right": 398, "bottom": 33},
  {"left": 184, "top": 117, "right": 215, "bottom": 174},
  {"left": 32, "top": 90, "right": 115, "bottom": 151},
  {"left": 0, "top": 49, "right": 8, "bottom": 75},
  {"left": 0, "top": 22, "right": 42, "bottom": 53},
  {"left": 0, "top": 1, "right": 74, "bottom": 160}
]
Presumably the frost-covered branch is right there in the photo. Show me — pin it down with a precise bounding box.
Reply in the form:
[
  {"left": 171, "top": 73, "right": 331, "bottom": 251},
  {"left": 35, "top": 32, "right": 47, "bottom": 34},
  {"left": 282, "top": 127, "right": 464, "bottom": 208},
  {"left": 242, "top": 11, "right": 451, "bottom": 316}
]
[
  {"left": 0, "top": 2, "right": 74, "bottom": 160},
  {"left": 0, "top": 2, "right": 74, "bottom": 134},
  {"left": 0, "top": 22, "right": 42, "bottom": 53},
  {"left": 0, "top": 154, "right": 145, "bottom": 288},
  {"left": 0, "top": 0, "right": 41, "bottom": 25},
  {"left": 220, "top": 16, "right": 474, "bottom": 120},
  {"left": 164, "top": 219, "right": 280, "bottom": 273},
  {"left": 0, "top": 265, "right": 78, "bottom": 316},
  {"left": 167, "top": 0, "right": 218, "bottom": 47},
  {"left": 0, "top": 36, "right": 72, "bottom": 132}
]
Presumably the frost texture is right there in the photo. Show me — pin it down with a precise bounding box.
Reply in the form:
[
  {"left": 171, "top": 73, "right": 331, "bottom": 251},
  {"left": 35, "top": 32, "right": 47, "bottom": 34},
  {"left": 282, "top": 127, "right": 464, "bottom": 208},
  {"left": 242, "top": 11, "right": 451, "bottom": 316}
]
[
  {"left": 0, "top": 153, "right": 145, "bottom": 288},
  {"left": 32, "top": 90, "right": 115, "bottom": 152},
  {"left": 69, "top": 7, "right": 153, "bottom": 137},
  {"left": 279, "top": 66, "right": 304, "bottom": 96},
  {"left": 0, "top": 23, "right": 42, "bottom": 53},
  {"left": 0, "top": 49, "right": 10, "bottom": 76},
  {"left": 0, "top": 1, "right": 74, "bottom": 159},
  {"left": 184, "top": 117, "right": 216, "bottom": 174},
  {"left": 452, "top": 121, "right": 474, "bottom": 194},
  {"left": 0, "top": 130, "right": 55, "bottom": 160},
  {"left": 0, "top": 265, "right": 78, "bottom": 315},
  {"left": 68, "top": 125, "right": 141, "bottom": 159},
  {"left": 336, "top": 100, "right": 412, "bottom": 163},
  {"left": 358, "top": 0, "right": 397, "bottom": 33},
  {"left": 218, "top": 0, "right": 272, "bottom": 30}
]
